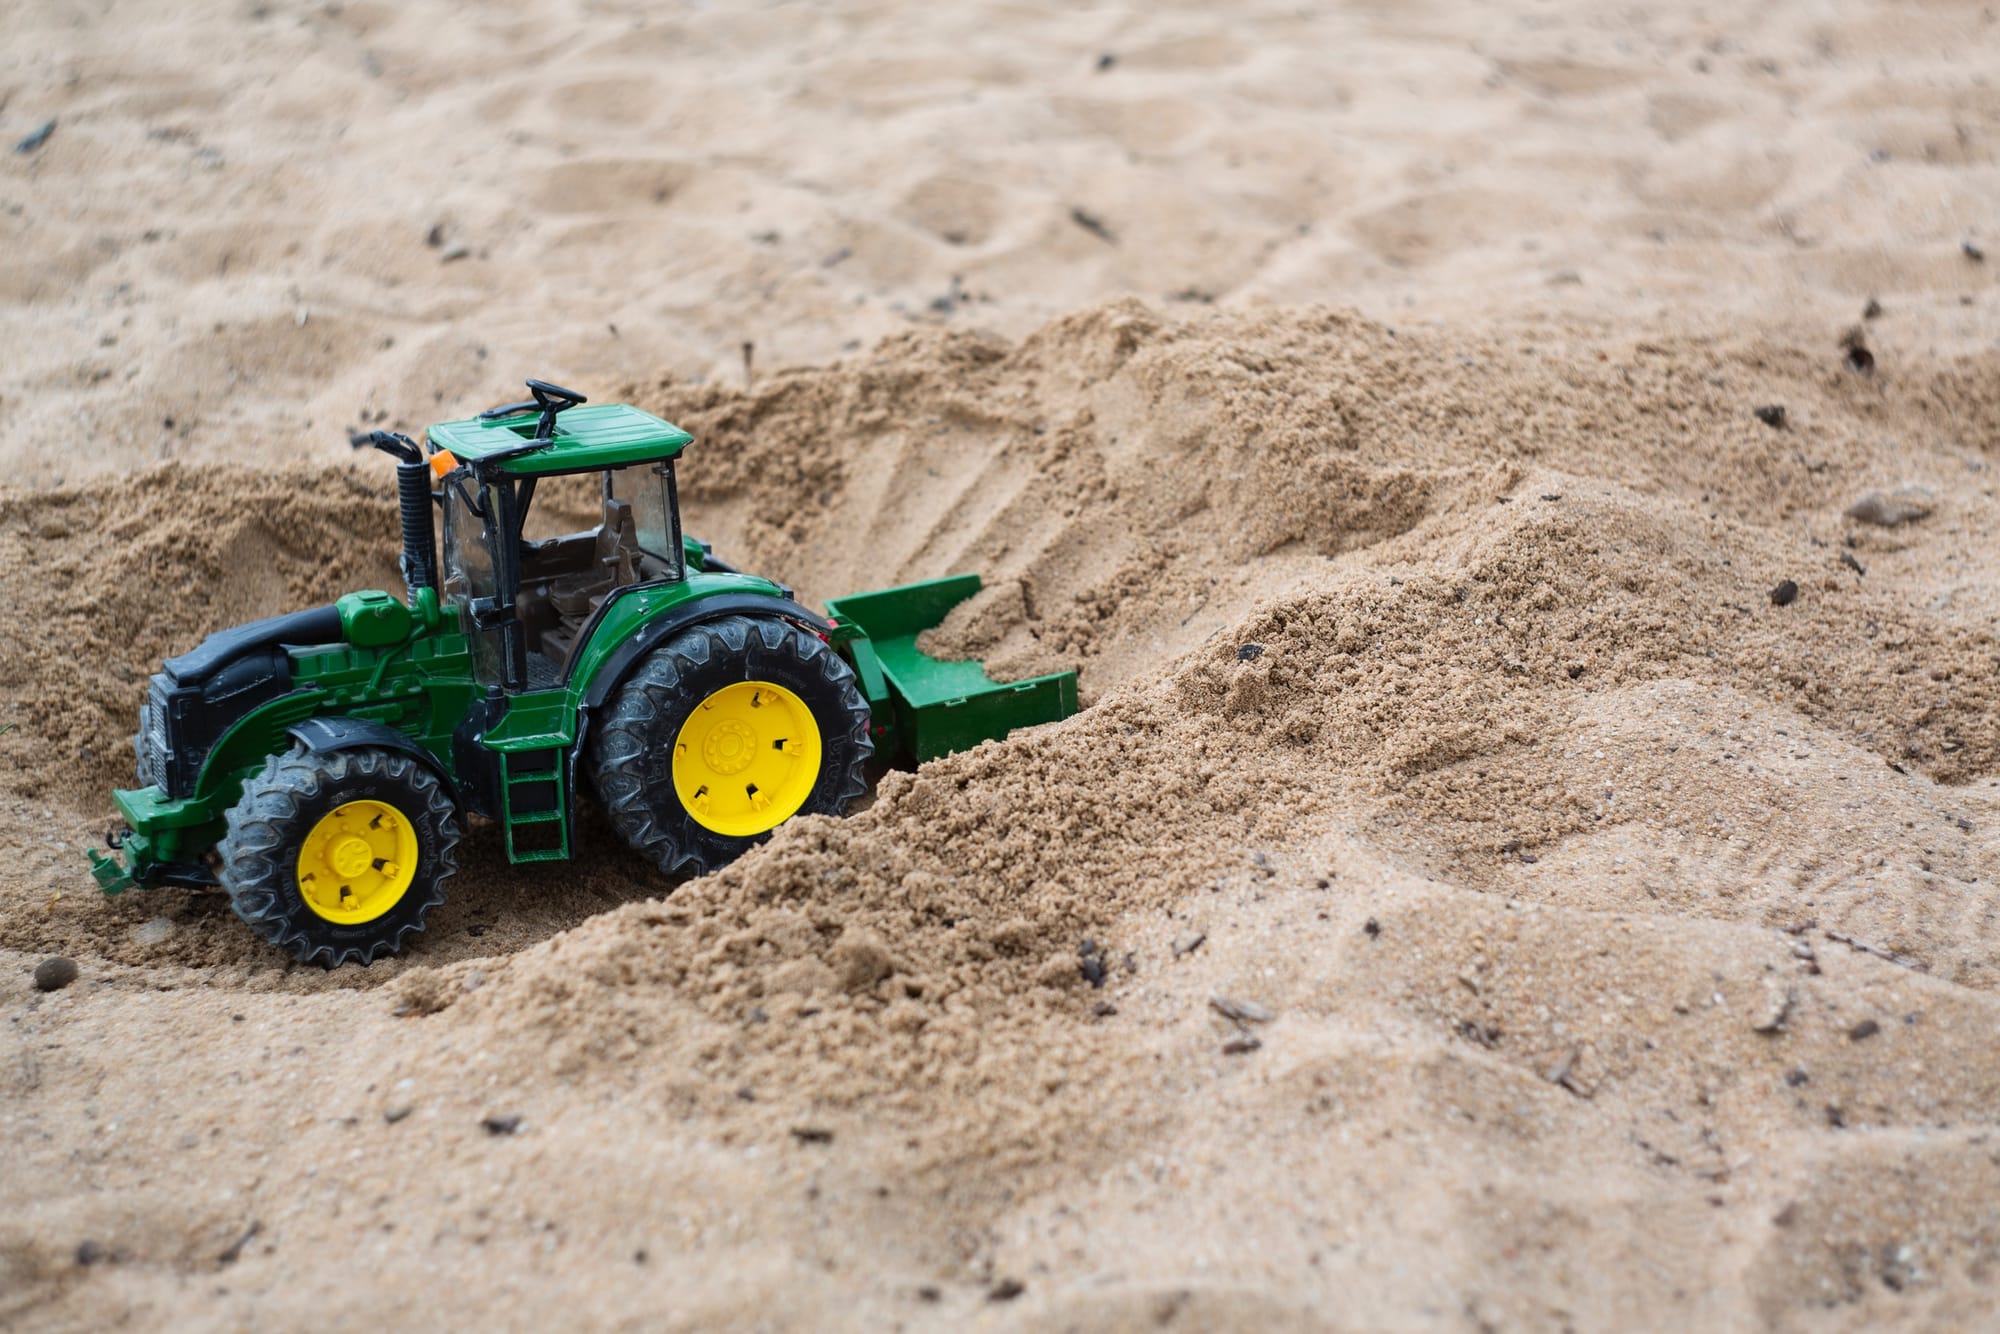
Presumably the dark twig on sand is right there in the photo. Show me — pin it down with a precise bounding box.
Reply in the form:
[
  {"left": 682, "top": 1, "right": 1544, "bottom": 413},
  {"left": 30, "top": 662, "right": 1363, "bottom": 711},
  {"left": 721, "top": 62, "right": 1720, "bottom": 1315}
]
[{"left": 1825, "top": 930, "right": 1928, "bottom": 973}]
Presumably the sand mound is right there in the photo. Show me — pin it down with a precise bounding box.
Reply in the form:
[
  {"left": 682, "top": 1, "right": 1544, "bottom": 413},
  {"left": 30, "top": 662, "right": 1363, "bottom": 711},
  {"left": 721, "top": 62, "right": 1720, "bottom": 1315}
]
[{"left": 4, "top": 304, "right": 1998, "bottom": 1326}]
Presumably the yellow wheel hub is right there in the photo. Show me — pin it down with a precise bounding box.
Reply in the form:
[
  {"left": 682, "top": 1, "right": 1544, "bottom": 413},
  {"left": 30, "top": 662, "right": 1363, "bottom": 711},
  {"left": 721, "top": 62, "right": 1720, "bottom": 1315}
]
[
  {"left": 296, "top": 799, "right": 419, "bottom": 924},
  {"left": 673, "top": 680, "right": 822, "bottom": 837}
]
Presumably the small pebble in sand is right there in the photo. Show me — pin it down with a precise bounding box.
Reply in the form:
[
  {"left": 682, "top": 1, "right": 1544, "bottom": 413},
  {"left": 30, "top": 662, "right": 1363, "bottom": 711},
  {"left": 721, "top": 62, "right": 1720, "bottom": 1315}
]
[
  {"left": 1839, "top": 327, "right": 1875, "bottom": 375},
  {"left": 1964, "top": 239, "right": 1986, "bottom": 263},
  {"left": 482, "top": 1115, "right": 524, "bottom": 1136},
  {"left": 1752, "top": 404, "right": 1786, "bottom": 429},
  {"left": 1848, "top": 1018, "right": 1881, "bottom": 1042},
  {"left": 1210, "top": 995, "right": 1274, "bottom": 1024},
  {"left": 1769, "top": 579, "right": 1798, "bottom": 607},
  {"left": 14, "top": 119, "right": 55, "bottom": 154},
  {"left": 1844, "top": 487, "right": 1936, "bottom": 527},
  {"left": 33, "top": 957, "right": 79, "bottom": 991},
  {"left": 1236, "top": 642, "right": 1264, "bottom": 661},
  {"left": 1171, "top": 932, "right": 1206, "bottom": 957},
  {"left": 1751, "top": 983, "right": 1793, "bottom": 1034}
]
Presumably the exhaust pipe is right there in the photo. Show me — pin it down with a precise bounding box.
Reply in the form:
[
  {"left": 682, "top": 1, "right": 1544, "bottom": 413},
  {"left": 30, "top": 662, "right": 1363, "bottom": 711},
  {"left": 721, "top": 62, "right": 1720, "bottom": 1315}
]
[{"left": 352, "top": 431, "right": 439, "bottom": 603}]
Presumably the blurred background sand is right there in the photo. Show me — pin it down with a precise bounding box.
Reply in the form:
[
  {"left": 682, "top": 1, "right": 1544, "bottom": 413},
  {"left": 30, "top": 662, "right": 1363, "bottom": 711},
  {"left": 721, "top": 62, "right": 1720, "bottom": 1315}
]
[
  {"left": 3, "top": 0, "right": 1994, "bottom": 483},
  {"left": 3, "top": 2, "right": 1999, "bottom": 1330}
]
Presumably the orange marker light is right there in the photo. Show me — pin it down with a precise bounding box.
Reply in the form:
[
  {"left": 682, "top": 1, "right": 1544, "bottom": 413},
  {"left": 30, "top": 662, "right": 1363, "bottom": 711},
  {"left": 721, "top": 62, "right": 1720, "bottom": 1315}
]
[{"left": 429, "top": 449, "right": 458, "bottom": 478}]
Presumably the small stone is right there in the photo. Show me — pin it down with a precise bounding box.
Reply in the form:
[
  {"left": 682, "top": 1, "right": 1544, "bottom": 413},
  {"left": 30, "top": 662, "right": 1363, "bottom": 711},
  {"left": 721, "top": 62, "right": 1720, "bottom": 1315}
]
[
  {"left": 1236, "top": 643, "right": 1265, "bottom": 662},
  {"left": 1964, "top": 239, "right": 1986, "bottom": 263},
  {"left": 988, "top": 1278, "right": 1026, "bottom": 1302},
  {"left": 1769, "top": 579, "right": 1799, "bottom": 607},
  {"left": 481, "top": 1114, "right": 524, "bottom": 1136},
  {"left": 1838, "top": 551, "right": 1866, "bottom": 576},
  {"left": 790, "top": 1126, "right": 834, "bottom": 1144},
  {"left": 1171, "top": 932, "right": 1206, "bottom": 958},
  {"left": 32, "top": 957, "right": 78, "bottom": 992},
  {"left": 1364, "top": 917, "right": 1382, "bottom": 937},
  {"left": 14, "top": 119, "right": 56, "bottom": 155},
  {"left": 1839, "top": 327, "right": 1875, "bottom": 375},
  {"left": 1862, "top": 297, "right": 1883, "bottom": 320},
  {"left": 1848, "top": 1018, "right": 1881, "bottom": 1042},
  {"left": 1080, "top": 955, "right": 1107, "bottom": 989},
  {"left": 1845, "top": 487, "right": 1936, "bottom": 527},
  {"left": 1095, "top": 51, "right": 1116, "bottom": 71},
  {"left": 439, "top": 243, "right": 472, "bottom": 263},
  {"left": 1751, "top": 982, "right": 1794, "bottom": 1034},
  {"left": 1881, "top": 1244, "right": 1918, "bottom": 1291},
  {"left": 1210, "top": 995, "right": 1275, "bottom": 1024},
  {"left": 383, "top": 1103, "right": 414, "bottom": 1124},
  {"left": 75, "top": 1240, "right": 106, "bottom": 1266},
  {"left": 1753, "top": 404, "right": 1786, "bottom": 429},
  {"left": 1069, "top": 206, "right": 1116, "bottom": 244}
]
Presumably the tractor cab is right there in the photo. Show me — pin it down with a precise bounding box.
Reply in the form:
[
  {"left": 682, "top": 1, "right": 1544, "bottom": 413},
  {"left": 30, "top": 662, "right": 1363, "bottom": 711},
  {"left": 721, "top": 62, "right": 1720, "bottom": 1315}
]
[{"left": 426, "top": 381, "right": 697, "bottom": 693}]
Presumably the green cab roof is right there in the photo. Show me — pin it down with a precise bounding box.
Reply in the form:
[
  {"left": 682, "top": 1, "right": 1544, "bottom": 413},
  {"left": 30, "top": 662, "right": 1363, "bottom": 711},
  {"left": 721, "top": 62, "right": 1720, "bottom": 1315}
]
[{"left": 425, "top": 403, "right": 693, "bottom": 476}]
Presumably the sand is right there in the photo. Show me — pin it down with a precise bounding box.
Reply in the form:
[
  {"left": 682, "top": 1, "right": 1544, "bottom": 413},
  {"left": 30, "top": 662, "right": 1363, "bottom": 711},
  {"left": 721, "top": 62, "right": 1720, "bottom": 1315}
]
[{"left": 4, "top": 1, "right": 2000, "bottom": 1329}]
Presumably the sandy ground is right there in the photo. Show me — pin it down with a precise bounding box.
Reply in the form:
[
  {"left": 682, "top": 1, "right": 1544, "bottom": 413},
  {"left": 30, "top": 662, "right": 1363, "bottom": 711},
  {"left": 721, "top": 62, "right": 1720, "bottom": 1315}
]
[{"left": 3, "top": 1, "right": 2000, "bottom": 1329}]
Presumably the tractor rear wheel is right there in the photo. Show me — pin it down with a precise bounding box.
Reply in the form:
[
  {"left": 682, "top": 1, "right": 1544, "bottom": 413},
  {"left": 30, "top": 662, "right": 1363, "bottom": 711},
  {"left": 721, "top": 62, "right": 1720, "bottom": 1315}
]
[
  {"left": 589, "top": 615, "right": 872, "bottom": 878},
  {"left": 218, "top": 744, "right": 460, "bottom": 967}
]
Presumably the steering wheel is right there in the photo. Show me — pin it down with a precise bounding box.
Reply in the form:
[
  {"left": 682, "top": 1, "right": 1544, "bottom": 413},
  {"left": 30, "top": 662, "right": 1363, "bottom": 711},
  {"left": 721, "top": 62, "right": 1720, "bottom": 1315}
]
[{"left": 478, "top": 379, "right": 589, "bottom": 439}]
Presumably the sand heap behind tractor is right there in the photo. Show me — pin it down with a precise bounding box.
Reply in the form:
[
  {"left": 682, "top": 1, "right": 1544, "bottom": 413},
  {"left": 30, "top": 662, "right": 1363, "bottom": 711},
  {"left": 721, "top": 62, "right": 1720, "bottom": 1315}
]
[{"left": 89, "top": 379, "right": 1078, "bottom": 965}]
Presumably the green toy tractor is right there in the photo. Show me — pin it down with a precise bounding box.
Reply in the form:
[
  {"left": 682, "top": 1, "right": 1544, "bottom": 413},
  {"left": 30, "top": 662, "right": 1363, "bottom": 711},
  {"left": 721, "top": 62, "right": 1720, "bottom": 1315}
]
[{"left": 89, "top": 379, "right": 1078, "bottom": 966}]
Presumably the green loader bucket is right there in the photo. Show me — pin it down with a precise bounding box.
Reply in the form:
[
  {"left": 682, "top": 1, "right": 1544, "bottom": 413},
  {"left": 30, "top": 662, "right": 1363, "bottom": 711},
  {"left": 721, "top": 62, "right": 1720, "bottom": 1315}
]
[{"left": 825, "top": 574, "right": 1080, "bottom": 765}]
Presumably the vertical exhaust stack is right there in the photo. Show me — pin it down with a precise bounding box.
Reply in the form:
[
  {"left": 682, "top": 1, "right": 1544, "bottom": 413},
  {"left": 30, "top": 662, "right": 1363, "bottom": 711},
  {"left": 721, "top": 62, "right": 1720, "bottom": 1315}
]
[
  {"left": 394, "top": 457, "right": 439, "bottom": 600},
  {"left": 352, "top": 431, "right": 439, "bottom": 604}
]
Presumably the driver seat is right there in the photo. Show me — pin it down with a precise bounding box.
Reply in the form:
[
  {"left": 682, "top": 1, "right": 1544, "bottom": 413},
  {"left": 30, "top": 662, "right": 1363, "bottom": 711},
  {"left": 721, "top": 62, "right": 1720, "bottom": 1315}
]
[{"left": 596, "top": 498, "right": 640, "bottom": 588}]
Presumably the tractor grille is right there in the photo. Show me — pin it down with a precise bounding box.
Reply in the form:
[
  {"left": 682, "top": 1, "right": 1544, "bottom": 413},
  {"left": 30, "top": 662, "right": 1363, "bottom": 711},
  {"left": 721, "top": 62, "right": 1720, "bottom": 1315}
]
[{"left": 135, "top": 673, "right": 173, "bottom": 793}]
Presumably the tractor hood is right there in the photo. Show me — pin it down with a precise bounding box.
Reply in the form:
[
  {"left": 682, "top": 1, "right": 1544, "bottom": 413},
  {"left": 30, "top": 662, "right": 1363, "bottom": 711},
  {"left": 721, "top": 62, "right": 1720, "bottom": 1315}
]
[{"left": 140, "top": 603, "right": 345, "bottom": 801}]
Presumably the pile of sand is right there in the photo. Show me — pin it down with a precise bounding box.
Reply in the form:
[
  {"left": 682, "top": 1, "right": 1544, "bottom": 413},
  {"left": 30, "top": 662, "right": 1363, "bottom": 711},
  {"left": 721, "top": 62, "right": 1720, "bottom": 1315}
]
[
  {"left": 6, "top": 0, "right": 2000, "bottom": 1324},
  {"left": 3, "top": 303, "right": 1996, "bottom": 1327}
]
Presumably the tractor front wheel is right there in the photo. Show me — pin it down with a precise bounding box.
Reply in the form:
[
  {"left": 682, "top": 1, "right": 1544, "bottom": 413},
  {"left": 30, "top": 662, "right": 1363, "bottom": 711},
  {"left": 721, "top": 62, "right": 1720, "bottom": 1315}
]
[
  {"left": 218, "top": 745, "right": 460, "bottom": 967},
  {"left": 589, "top": 615, "right": 872, "bottom": 878}
]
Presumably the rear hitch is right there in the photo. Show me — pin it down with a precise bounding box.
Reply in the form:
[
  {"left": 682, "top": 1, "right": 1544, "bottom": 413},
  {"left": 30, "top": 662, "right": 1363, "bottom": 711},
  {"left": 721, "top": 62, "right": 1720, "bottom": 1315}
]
[{"left": 87, "top": 846, "right": 136, "bottom": 895}]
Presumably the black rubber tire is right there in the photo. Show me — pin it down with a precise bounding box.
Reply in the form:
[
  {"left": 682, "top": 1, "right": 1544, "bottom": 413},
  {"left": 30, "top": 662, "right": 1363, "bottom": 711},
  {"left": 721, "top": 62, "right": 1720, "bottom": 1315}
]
[
  {"left": 589, "top": 614, "right": 872, "bottom": 878},
  {"left": 217, "top": 745, "right": 460, "bottom": 967}
]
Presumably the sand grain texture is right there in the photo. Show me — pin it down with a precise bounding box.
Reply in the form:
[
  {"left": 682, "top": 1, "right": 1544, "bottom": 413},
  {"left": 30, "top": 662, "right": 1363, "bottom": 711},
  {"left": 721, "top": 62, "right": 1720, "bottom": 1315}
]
[{"left": 4, "top": 1, "right": 2000, "bottom": 1330}]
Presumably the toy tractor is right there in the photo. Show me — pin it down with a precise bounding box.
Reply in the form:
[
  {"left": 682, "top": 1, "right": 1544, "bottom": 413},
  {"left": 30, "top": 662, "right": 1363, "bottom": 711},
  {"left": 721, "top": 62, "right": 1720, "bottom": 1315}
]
[{"left": 89, "top": 379, "right": 1078, "bottom": 966}]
